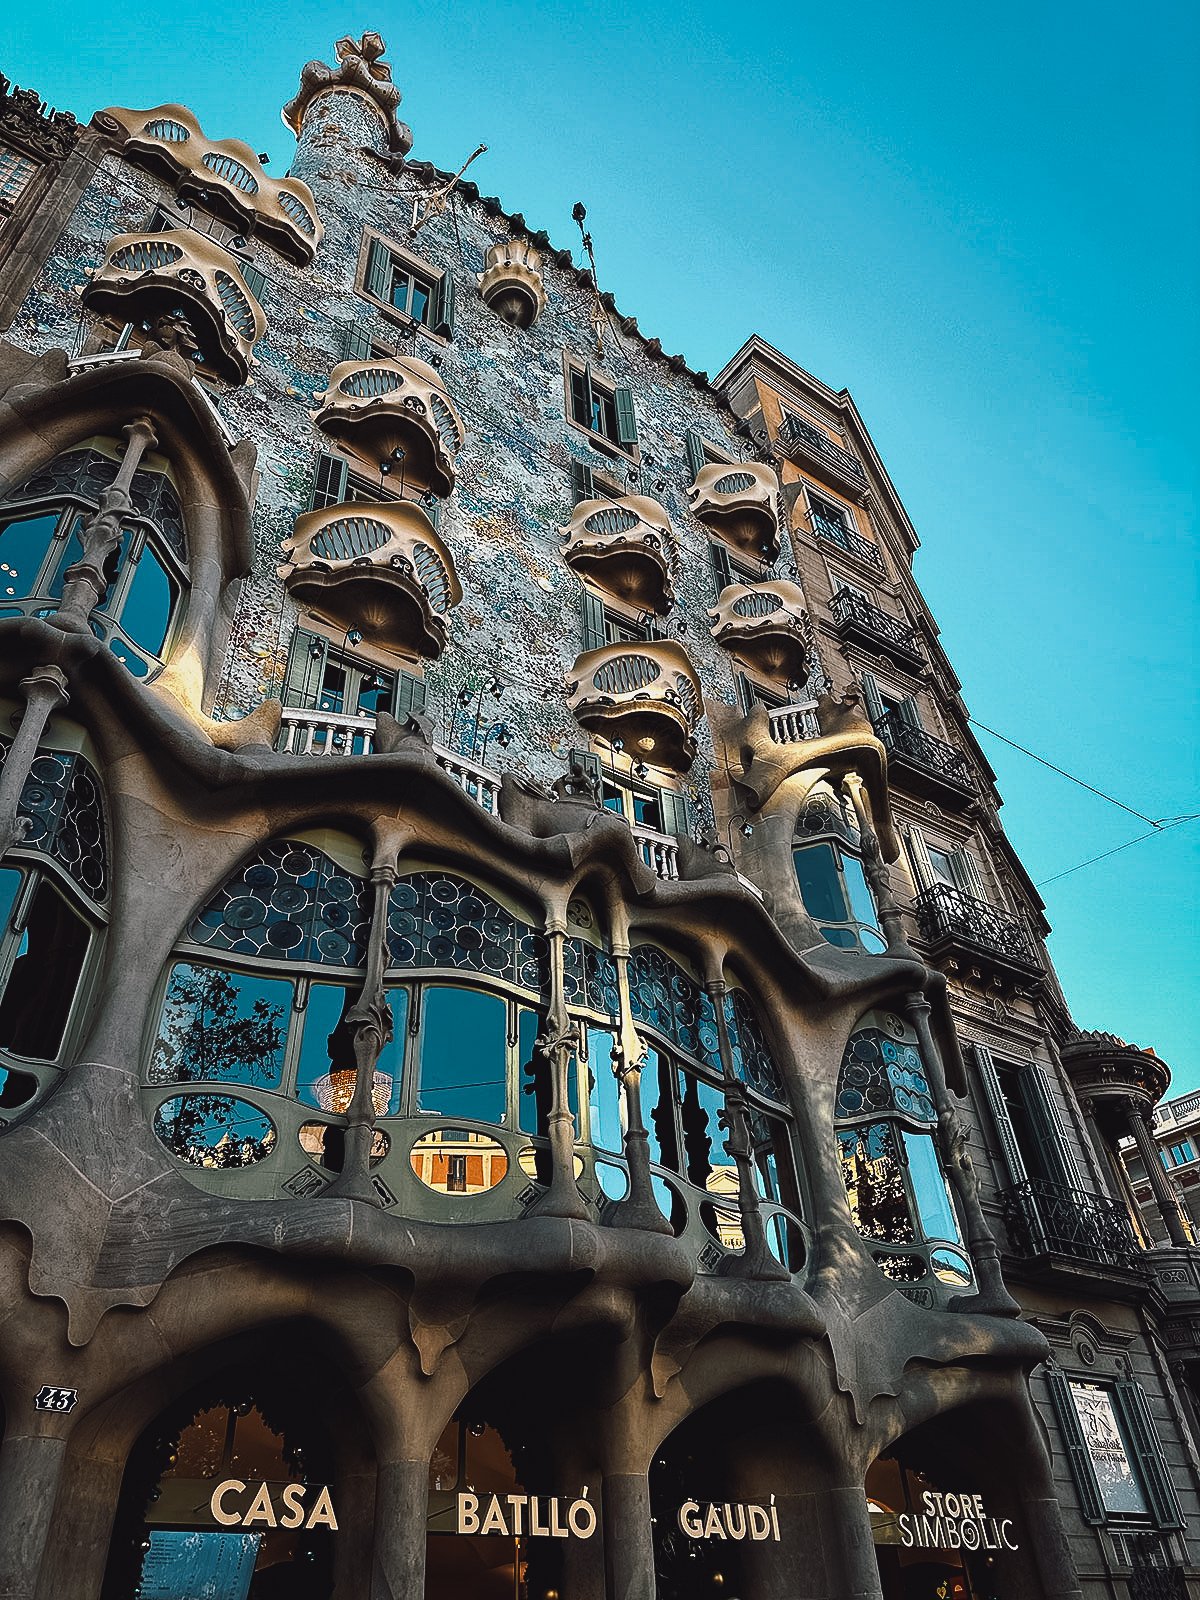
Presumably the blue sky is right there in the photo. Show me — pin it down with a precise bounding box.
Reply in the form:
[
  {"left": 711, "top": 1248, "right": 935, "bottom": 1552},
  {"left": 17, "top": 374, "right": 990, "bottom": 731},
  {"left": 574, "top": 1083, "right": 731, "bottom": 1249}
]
[{"left": 9, "top": 1, "right": 1198, "bottom": 1088}]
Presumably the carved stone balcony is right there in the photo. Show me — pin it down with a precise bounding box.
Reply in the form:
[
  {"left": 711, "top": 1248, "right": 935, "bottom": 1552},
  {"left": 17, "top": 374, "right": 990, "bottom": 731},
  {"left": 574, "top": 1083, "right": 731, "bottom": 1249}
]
[
  {"left": 313, "top": 358, "right": 465, "bottom": 498},
  {"left": 1000, "top": 1179, "right": 1141, "bottom": 1270},
  {"left": 914, "top": 883, "right": 1043, "bottom": 983},
  {"left": 93, "top": 104, "right": 322, "bottom": 263},
  {"left": 776, "top": 412, "right": 869, "bottom": 498},
  {"left": 874, "top": 708, "right": 976, "bottom": 806},
  {"left": 1061, "top": 1031, "right": 1172, "bottom": 1121},
  {"left": 279, "top": 502, "right": 461, "bottom": 656},
  {"left": 479, "top": 239, "right": 546, "bottom": 328},
  {"left": 830, "top": 587, "right": 923, "bottom": 672},
  {"left": 82, "top": 230, "right": 265, "bottom": 386},
  {"left": 708, "top": 580, "right": 812, "bottom": 681},
  {"left": 766, "top": 701, "right": 821, "bottom": 745},
  {"left": 687, "top": 461, "right": 780, "bottom": 561},
  {"left": 567, "top": 641, "right": 702, "bottom": 773},
  {"left": 561, "top": 494, "right": 675, "bottom": 612}
]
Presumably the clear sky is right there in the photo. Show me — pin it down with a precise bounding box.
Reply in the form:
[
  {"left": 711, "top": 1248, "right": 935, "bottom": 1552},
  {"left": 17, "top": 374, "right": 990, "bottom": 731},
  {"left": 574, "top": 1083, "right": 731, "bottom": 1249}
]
[{"left": 8, "top": 1, "right": 1198, "bottom": 1087}]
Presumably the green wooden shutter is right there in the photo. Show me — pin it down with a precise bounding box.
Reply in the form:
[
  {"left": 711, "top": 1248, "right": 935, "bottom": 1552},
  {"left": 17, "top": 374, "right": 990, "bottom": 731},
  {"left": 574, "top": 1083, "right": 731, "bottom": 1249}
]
[
  {"left": 659, "top": 787, "right": 690, "bottom": 838},
  {"left": 423, "top": 498, "right": 441, "bottom": 531},
  {"left": 394, "top": 670, "right": 427, "bottom": 720},
  {"left": 1043, "top": 1368, "right": 1107, "bottom": 1526},
  {"left": 904, "top": 825, "right": 936, "bottom": 892},
  {"left": 432, "top": 271, "right": 456, "bottom": 337},
  {"left": 365, "top": 237, "right": 392, "bottom": 301},
  {"left": 709, "top": 541, "right": 734, "bottom": 596},
  {"left": 581, "top": 589, "right": 607, "bottom": 653},
  {"left": 614, "top": 385, "right": 638, "bottom": 448},
  {"left": 240, "top": 262, "right": 267, "bottom": 301},
  {"left": 1112, "top": 1380, "right": 1185, "bottom": 1530},
  {"left": 972, "top": 1042, "right": 1030, "bottom": 1190},
  {"left": 1021, "top": 1064, "right": 1084, "bottom": 1190},
  {"left": 570, "top": 459, "right": 595, "bottom": 504},
  {"left": 685, "top": 429, "right": 707, "bottom": 480},
  {"left": 859, "top": 670, "right": 886, "bottom": 726},
  {"left": 310, "top": 452, "right": 348, "bottom": 510},
  {"left": 282, "top": 629, "right": 326, "bottom": 710},
  {"left": 949, "top": 847, "right": 987, "bottom": 901},
  {"left": 734, "top": 672, "right": 756, "bottom": 717},
  {"left": 568, "top": 747, "right": 603, "bottom": 799},
  {"left": 897, "top": 694, "right": 922, "bottom": 728},
  {"left": 341, "top": 326, "right": 374, "bottom": 362}
]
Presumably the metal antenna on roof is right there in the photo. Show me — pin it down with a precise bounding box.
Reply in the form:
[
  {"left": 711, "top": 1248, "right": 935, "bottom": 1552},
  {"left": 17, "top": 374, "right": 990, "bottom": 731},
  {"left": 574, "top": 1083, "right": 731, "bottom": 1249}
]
[
  {"left": 410, "top": 143, "right": 487, "bottom": 237},
  {"left": 572, "top": 202, "right": 609, "bottom": 358}
]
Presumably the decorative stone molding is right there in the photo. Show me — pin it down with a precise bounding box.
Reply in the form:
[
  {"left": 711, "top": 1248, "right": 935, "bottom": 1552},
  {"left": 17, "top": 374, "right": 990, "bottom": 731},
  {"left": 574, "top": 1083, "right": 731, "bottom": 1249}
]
[
  {"left": 560, "top": 493, "right": 675, "bottom": 612},
  {"left": 279, "top": 501, "right": 461, "bottom": 657},
  {"left": 478, "top": 239, "right": 547, "bottom": 327},
  {"left": 707, "top": 579, "right": 812, "bottom": 681},
  {"left": 92, "top": 105, "right": 322, "bottom": 265},
  {"left": 82, "top": 231, "right": 265, "bottom": 386},
  {"left": 687, "top": 460, "right": 780, "bottom": 559},
  {"left": 1062, "top": 1030, "right": 1172, "bottom": 1111},
  {"left": 0, "top": 75, "right": 79, "bottom": 163},
  {"left": 566, "top": 640, "right": 702, "bottom": 773},
  {"left": 312, "top": 358, "right": 465, "bottom": 498},
  {"left": 283, "top": 33, "right": 412, "bottom": 154}
]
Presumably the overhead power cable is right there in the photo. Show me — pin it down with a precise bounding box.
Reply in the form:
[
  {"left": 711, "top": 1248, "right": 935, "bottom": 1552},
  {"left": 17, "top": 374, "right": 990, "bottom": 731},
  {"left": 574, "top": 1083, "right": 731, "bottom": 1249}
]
[
  {"left": 968, "top": 716, "right": 1166, "bottom": 827},
  {"left": 1036, "top": 814, "right": 1200, "bottom": 888}
]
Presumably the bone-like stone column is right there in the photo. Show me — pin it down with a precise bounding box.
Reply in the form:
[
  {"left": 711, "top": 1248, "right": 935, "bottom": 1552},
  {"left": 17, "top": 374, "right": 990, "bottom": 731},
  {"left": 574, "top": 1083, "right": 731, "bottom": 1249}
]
[
  {"left": 527, "top": 913, "right": 589, "bottom": 1219},
  {"left": 326, "top": 863, "right": 395, "bottom": 1203},
  {"left": 0, "top": 1431, "right": 68, "bottom": 1600}
]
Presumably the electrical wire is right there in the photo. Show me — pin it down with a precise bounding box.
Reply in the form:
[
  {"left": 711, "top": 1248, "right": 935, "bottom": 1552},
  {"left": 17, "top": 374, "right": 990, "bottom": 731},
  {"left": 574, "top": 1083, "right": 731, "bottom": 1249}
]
[
  {"left": 968, "top": 715, "right": 1168, "bottom": 827},
  {"left": 1036, "top": 814, "right": 1200, "bottom": 888}
]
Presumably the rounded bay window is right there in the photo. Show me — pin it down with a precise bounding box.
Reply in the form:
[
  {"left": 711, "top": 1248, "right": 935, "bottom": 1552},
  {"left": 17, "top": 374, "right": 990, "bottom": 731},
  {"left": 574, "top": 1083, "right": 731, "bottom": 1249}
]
[
  {"left": 0, "top": 438, "right": 188, "bottom": 678},
  {"left": 793, "top": 788, "right": 884, "bottom": 953},
  {"left": 834, "top": 1008, "right": 972, "bottom": 1304}
]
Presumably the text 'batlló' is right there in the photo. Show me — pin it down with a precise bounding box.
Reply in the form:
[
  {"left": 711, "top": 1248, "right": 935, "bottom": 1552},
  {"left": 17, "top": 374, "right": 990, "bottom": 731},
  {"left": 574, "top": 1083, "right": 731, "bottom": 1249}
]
[{"left": 456, "top": 1491, "right": 598, "bottom": 1538}]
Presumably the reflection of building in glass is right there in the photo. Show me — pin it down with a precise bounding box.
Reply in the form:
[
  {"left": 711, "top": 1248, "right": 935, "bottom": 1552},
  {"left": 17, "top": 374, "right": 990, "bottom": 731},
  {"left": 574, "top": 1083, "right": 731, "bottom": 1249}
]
[{"left": 0, "top": 38, "right": 1195, "bottom": 1600}]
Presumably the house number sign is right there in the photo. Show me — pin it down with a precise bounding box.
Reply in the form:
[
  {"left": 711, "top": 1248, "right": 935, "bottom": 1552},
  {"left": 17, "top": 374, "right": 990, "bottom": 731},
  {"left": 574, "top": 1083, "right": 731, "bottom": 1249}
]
[{"left": 33, "top": 1386, "right": 78, "bottom": 1413}]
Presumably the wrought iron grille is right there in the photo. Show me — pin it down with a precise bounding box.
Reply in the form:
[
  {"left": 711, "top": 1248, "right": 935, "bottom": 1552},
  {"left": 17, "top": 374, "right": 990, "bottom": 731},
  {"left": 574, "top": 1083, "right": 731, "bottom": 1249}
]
[
  {"left": 0, "top": 739, "right": 108, "bottom": 902},
  {"left": 1000, "top": 1179, "right": 1140, "bottom": 1267},
  {"left": 830, "top": 587, "right": 922, "bottom": 659},
  {"left": 874, "top": 709, "right": 975, "bottom": 791},
  {"left": 811, "top": 510, "right": 884, "bottom": 571},
  {"left": 777, "top": 413, "right": 869, "bottom": 490},
  {"left": 914, "top": 882, "right": 1040, "bottom": 968},
  {"left": 1127, "top": 1534, "right": 1188, "bottom": 1599},
  {"left": 16, "top": 445, "right": 187, "bottom": 560}
]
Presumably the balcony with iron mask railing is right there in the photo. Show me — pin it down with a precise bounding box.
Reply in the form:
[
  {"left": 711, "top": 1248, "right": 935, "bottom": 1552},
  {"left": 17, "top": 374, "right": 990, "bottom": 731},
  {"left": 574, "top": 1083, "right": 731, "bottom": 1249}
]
[
  {"left": 567, "top": 640, "right": 703, "bottom": 774},
  {"left": 914, "top": 881, "right": 1043, "bottom": 983},
  {"left": 873, "top": 707, "right": 976, "bottom": 805},
  {"left": 830, "top": 587, "right": 924, "bottom": 672},
  {"left": 776, "top": 412, "right": 869, "bottom": 497},
  {"left": 1000, "top": 1178, "right": 1142, "bottom": 1271}
]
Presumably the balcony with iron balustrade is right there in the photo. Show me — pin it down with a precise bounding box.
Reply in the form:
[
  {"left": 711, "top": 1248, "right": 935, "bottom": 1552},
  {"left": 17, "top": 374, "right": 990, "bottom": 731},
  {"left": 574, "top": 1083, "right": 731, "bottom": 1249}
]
[
  {"left": 567, "top": 640, "right": 702, "bottom": 774},
  {"left": 687, "top": 461, "right": 781, "bottom": 561},
  {"left": 808, "top": 508, "right": 885, "bottom": 574},
  {"left": 82, "top": 230, "right": 265, "bottom": 386},
  {"left": 94, "top": 104, "right": 322, "bottom": 263},
  {"left": 830, "top": 587, "right": 923, "bottom": 672},
  {"left": 999, "top": 1179, "right": 1142, "bottom": 1274},
  {"left": 914, "top": 882, "right": 1043, "bottom": 984},
  {"left": 873, "top": 707, "right": 976, "bottom": 806},
  {"left": 312, "top": 358, "right": 465, "bottom": 498},
  {"left": 561, "top": 494, "right": 675, "bottom": 613},
  {"left": 279, "top": 502, "right": 461, "bottom": 657},
  {"left": 776, "top": 412, "right": 869, "bottom": 498},
  {"left": 708, "top": 580, "right": 812, "bottom": 682}
]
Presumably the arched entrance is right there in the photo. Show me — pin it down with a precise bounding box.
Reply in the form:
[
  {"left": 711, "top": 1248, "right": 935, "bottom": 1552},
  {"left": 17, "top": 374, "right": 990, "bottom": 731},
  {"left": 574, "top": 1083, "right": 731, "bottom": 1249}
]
[{"left": 101, "top": 1357, "right": 339, "bottom": 1600}]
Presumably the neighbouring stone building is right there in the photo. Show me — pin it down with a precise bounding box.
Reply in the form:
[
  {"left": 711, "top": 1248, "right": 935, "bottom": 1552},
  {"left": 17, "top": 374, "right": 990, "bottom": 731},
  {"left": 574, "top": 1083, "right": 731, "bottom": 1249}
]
[{"left": 0, "top": 34, "right": 1196, "bottom": 1600}]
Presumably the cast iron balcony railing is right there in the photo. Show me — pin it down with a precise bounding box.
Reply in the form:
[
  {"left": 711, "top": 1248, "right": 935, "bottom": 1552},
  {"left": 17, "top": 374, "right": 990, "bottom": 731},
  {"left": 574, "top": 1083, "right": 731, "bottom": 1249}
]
[
  {"left": 777, "top": 413, "right": 869, "bottom": 496},
  {"left": 874, "top": 708, "right": 976, "bottom": 801},
  {"left": 830, "top": 587, "right": 923, "bottom": 670},
  {"left": 1000, "top": 1178, "right": 1141, "bottom": 1269},
  {"left": 915, "top": 882, "right": 1043, "bottom": 976},
  {"left": 810, "top": 509, "right": 884, "bottom": 573}
]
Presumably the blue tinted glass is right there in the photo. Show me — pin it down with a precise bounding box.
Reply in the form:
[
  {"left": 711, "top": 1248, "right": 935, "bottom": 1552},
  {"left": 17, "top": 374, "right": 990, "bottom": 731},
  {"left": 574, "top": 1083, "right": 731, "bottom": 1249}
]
[
  {"left": 820, "top": 927, "right": 858, "bottom": 949},
  {"left": 295, "top": 983, "right": 406, "bottom": 1115},
  {"left": 418, "top": 986, "right": 507, "bottom": 1123},
  {"left": 153, "top": 1093, "right": 276, "bottom": 1167},
  {"left": 47, "top": 514, "right": 89, "bottom": 599},
  {"left": 149, "top": 961, "right": 290, "bottom": 1088},
  {"left": 643, "top": 1045, "right": 678, "bottom": 1171},
  {"left": 843, "top": 855, "right": 885, "bottom": 951},
  {"left": 586, "top": 1025, "right": 622, "bottom": 1152},
  {"left": 120, "top": 545, "right": 174, "bottom": 655},
  {"left": 794, "top": 842, "right": 848, "bottom": 923},
  {"left": 0, "top": 512, "right": 59, "bottom": 597},
  {"left": 517, "top": 1005, "right": 543, "bottom": 1135},
  {"left": 411, "top": 280, "right": 431, "bottom": 323},
  {"left": 902, "top": 1130, "right": 962, "bottom": 1245},
  {"left": 595, "top": 1160, "right": 629, "bottom": 1201},
  {"left": 0, "top": 867, "right": 22, "bottom": 932},
  {"left": 357, "top": 670, "right": 395, "bottom": 715},
  {"left": 108, "top": 635, "right": 151, "bottom": 676},
  {"left": 0, "top": 878, "right": 89, "bottom": 1060},
  {"left": 677, "top": 1069, "right": 736, "bottom": 1196}
]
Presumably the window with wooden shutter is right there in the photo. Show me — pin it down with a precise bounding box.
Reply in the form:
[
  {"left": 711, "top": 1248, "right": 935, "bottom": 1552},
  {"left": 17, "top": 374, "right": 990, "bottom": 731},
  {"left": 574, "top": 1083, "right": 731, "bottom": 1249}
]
[
  {"left": 570, "top": 459, "right": 595, "bottom": 505},
  {"left": 310, "top": 452, "right": 348, "bottom": 511},
  {"left": 1022, "top": 1064, "right": 1084, "bottom": 1191},
  {"left": 394, "top": 670, "right": 427, "bottom": 720},
  {"left": 972, "top": 1042, "right": 1031, "bottom": 1191},
  {"left": 282, "top": 628, "right": 327, "bottom": 711},
  {"left": 341, "top": 325, "right": 374, "bottom": 362},
  {"left": 581, "top": 590, "right": 607, "bottom": 653},
  {"left": 949, "top": 847, "right": 987, "bottom": 901},
  {"left": 709, "top": 541, "right": 734, "bottom": 597},
  {"left": 1044, "top": 1367, "right": 1107, "bottom": 1526},
  {"left": 364, "top": 237, "right": 392, "bottom": 302},
  {"left": 685, "top": 430, "right": 707, "bottom": 480},
  {"left": 568, "top": 747, "right": 603, "bottom": 799},
  {"left": 423, "top": 498, "right": 441, "bottom": 532},
  {"left": 859, "top": 670, "right": 885, "bottom": 726},
  {"left": 431, "top": 271, "right": 456, "bottom": 337},
  {"left": 904, "top": 825, "right": 936, "bottom": 892},
  {"left": 614, "top": 386, "right": 638, "bottom": 448},
  {"left": 658, "top": 787, "right": 690, "bottom": 838},
  {"left": 1112, "top": 1380, "right": 1186, "bottom": 1530},
  {"left": 239, "top": 262, "right": 267, "bottom": 302}
]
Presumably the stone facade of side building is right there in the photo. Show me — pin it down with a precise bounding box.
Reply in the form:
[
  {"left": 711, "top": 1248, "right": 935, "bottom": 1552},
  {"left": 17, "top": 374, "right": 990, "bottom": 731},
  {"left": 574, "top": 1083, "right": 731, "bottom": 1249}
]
[{"left": 0, "top": 35, "right": 1195, "bottom": 1600}]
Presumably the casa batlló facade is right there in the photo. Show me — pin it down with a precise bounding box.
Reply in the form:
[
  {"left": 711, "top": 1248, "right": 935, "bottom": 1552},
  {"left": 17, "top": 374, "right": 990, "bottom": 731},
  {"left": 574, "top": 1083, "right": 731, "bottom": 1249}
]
[{"left": 0, "top": 34, "right": 1196, "bottom": 1600}]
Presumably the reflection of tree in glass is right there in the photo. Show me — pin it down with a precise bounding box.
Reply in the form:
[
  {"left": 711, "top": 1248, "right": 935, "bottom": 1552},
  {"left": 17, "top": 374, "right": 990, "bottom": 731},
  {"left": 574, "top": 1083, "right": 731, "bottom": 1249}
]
[
  {"left": 155, "top": 1094, "right": 276, "bottom": 1167},
  {"left": 838, "top": 1123, "right": 914, "bottom": 1243},
  {"left": 151, "top": 965, "right": 286, "bottom": 1086}
]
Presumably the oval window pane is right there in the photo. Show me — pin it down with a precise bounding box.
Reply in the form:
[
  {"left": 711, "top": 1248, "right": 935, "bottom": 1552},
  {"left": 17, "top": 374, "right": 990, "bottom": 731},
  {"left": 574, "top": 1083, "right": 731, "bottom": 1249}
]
[
  {"left": 412, "top": 1128, "right": 510, "bottom": 1193},
  {"left": 700, "top": 1200, "right": 745, "bottom": 1253},
  {"left": 0, "top": 1062, "right": 39, "bottom": 1109},
  {"left": 516, "top": 1144, "right": 583, "bottom": 1181},
  {"left": 874, "top": 1252, "right": 927, "bottom": 1282},
  {"left": 652, "top": 1175, "right": 688, "bottom": 1236},
  {"left": 150, "top": 962, "right": 290, "bottom": 1088},
  {"left": 153, "top": 1094, "right": 276, "bottom": 1167},
  {"left": 931, "top": 1247, "right": 973, "bottom": 1286},
  {"left": 595, "top": 1160, "right": 629, "bottom": 1201},
  {"left": 299, "top": 1121, "right": 388, "bottom": 1171}
]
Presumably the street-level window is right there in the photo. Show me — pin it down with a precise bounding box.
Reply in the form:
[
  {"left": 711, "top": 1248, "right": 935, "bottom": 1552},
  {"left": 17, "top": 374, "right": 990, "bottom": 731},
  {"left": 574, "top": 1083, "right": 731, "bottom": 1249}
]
[
  {"left": 1068, "top": 1382, "right": 1149, "bottom": 1518},
  {"left": 1045, "top": 1367, "right": 1185, "bottom": 1531}
]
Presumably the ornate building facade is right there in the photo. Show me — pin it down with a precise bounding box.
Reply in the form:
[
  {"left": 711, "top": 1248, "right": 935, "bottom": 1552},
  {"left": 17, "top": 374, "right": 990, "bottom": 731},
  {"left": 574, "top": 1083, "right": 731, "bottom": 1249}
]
[{"left": 0, "top": 35, "right": 1196, "bottom": 1600}]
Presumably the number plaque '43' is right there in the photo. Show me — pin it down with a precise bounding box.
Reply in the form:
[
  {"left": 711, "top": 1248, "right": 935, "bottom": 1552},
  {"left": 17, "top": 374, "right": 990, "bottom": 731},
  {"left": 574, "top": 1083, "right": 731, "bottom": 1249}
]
[{"left": 34, "top": 1386, "right": 78, "bottom": 1413}]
